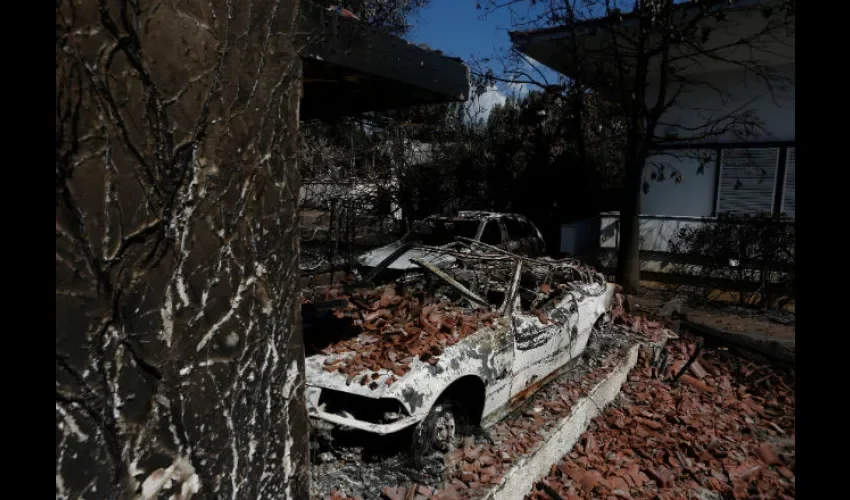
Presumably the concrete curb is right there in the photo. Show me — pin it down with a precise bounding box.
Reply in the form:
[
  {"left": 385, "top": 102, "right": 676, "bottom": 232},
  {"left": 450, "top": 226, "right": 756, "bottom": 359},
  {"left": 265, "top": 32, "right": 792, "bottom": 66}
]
[{"left": 482, "top": 342, "right": 642, "bottom": 500}]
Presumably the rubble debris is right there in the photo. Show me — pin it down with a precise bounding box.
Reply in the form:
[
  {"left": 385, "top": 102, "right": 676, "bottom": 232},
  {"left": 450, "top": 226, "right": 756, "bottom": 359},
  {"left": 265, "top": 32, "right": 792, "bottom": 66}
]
[
  {"left": 657, "top": 295, "right": 686, "bottom": 318},
  {"left": 426, "top": 332, "right": 636, "bottom": 500},
  {"left": 677, "top": 374, "right": 715, "bottom": 393},
  {"left": 305, "top": 248, "right": 607, "bottom": 390},
  {"left": 670, "top": 339, "right": 703, "bottom": 385},
  {"left": 690, "top": 360, "right": 709, "bottom": 379},
  {"left": 305, "top": 282, "right": 499, "bottom": 384},
  {"left": 609, "top": 296, "right": 669, "bottom": 343},
  {"left": 526, "top": 332, "right": 795, "bottom": 500},
  {"left": 312, "top": 306, "right": 793, "bottom": 500}
]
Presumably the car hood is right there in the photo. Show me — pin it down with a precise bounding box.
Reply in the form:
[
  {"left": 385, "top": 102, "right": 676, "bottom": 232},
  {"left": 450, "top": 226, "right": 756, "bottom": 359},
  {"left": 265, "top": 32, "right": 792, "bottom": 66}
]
[
  {"left": 357, "top": 242, "right": 457, "bottom": 270},
  {"left": 304, "top": 322, "right": 509, "bottom": 417}
]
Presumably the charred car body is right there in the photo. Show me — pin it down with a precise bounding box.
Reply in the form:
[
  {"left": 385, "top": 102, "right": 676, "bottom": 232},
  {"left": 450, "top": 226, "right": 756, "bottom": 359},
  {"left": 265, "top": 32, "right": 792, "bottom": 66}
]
[
  {"left": 304, "top": 241, "right": 614, "bottom": 460},
  {"left": 355, "top": 211, "right": 546, "bottom": 278}
]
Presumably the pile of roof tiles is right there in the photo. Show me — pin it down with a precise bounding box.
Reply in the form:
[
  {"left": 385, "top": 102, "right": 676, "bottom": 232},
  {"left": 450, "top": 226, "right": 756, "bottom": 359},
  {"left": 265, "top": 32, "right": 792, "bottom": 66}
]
[
  {"left": 312, "top": 284, "right": 499, "bottom": 387},
  {"left": 431, "top": 345, "right": 635, "bottom": 500},
  {"left": 527, "top": 333, "right": 795, "bottom": 500},
  {"left": 608, "top": 293, "right": 670, "bottom": 343}
]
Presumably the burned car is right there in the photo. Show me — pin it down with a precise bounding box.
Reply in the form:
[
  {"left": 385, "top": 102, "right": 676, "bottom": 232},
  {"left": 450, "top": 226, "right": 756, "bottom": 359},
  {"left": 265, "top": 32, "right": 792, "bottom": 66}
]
[
  {"left": 304, "top": 243, "right": 614, "bottom": 462},
  {"left": 355, "top": 211, "right": 546, "bottom": 278}
]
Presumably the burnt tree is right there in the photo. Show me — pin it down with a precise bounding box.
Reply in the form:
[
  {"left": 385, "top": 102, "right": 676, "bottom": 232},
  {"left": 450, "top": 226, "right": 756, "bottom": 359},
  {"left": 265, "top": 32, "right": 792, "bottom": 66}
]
[{"left": 56, "top": 0, "right": 307, "bottom": 498}]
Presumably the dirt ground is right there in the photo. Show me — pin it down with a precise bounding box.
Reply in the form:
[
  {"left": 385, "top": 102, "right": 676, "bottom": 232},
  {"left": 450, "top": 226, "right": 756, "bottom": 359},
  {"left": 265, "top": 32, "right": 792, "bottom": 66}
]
[
  {"left": 627, "top": 285, "right": 795, "bottom": 342},
  {"left": 683, "top": 309, "right": 794, "bottom": 341}
]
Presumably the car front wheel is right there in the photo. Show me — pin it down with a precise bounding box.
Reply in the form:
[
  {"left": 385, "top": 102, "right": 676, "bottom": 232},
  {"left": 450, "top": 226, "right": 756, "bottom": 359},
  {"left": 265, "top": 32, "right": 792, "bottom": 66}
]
[{"left": 411, "top": 401, "right": 468, "bottom": 466}]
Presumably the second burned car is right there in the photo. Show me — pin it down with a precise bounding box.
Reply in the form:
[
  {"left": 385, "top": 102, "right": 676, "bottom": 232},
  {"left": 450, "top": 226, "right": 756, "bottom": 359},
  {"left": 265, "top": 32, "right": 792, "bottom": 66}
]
[
  {"left": 303, "top": 242, "right": 615, "bottom": 462},
  {"left": 354, "top": 211, "right": 546, "bottom": 279}
]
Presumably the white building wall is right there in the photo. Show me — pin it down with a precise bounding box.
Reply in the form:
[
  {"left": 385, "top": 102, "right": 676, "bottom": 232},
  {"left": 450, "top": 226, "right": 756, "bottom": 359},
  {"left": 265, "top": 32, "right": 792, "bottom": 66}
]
[
  {"left": 642, "top": 149, "right": 718, "bottom": 218},
  {"left": 640, "top": 62, "right": 795, "bottom": 221},
  {"left": 646, "top": 62, "right": 795, "bottom": 143},
  {"left": 599, "top": 63, "right": 795, "bottom": 275},
  {"left": 600, "top": 214, "right": 706, "bottom": 254},
  {"left": 617, "top": 62, "right": 797, "bottom": 266}
]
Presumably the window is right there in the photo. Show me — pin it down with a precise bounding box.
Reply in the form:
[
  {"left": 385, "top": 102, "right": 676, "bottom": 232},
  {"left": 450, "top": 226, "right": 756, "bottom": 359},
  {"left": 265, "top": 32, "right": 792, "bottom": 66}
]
[
  {"left": 716, "top": 148, "right": 780, "bottom": 215},
  {"left": 641, "top": 149, "right": 717, "bottom": 217},
  {"left": 520, "top": 220, "right": 540, "bottom": 241},
  {"left": 480, "top": 220, "right": 502, "bottom": 245},
  {"left": 503, "top": 218, "right": 528, "bottom": 241},
  {"left": 403, "top": 219, "right": 480, "bottom": 246},
  {"left": 781, "top": 148, "right": 795, "bottom": 218}
]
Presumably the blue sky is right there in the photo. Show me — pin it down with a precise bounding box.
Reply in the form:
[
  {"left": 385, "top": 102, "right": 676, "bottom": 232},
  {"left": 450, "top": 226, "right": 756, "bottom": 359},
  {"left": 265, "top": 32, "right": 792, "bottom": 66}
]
[
  {"left": 406, "top": 1, "right": 561, "bottom": 121},
  {"left": 408, "top": 2, "right": 519, "bottom": 71}
]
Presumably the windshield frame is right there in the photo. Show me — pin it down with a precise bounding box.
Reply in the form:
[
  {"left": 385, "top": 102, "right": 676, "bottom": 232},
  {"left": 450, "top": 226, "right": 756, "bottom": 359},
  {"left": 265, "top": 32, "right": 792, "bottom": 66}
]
[
  {"left": 407, "top": 245, "right": 522, "bottom": 314},
  {"left": 401, "top": 217, "right": 484, "bottom": 246}
]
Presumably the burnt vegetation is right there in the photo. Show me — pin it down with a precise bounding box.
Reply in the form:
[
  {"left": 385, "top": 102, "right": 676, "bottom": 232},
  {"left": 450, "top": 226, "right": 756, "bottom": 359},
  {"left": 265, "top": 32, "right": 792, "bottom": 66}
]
[{"left": 668, "top": 213, "right": 795, "bottom": 308}]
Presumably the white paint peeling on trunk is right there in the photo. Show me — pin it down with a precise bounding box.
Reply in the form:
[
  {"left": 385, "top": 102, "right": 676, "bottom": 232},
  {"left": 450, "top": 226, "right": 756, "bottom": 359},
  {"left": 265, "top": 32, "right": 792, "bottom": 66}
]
[
  {"left": 282, "top": 359, "right": 300, "bottom": 398},
  {"left": 280, "top": 358, "right": 301, "bottom": 499},
  {"left": 171, "top": 146, "right": 205, "bottom": 309},
  {"left": 225, "top": 407, "right": 240, "bottom": 499},
  {"left": 162, "top": 284, "right": 175, "bottom": 347},
  {"left": 136, "top": 456, "right": 200, "bottom": 500},
  {"left": 108, "top": 326, "right": 125, "bottom": 423},
  {"left": 56, "top": 473, "right": 67, "bottom": 500},
  {"left": 56, "top": 431, "right": 69, "bottom": 499},
  {"left": 102, "top": 139, "right": 114, "bottom": 256},
  {"left": 56, "top": 402, "right": 89, "bottom": 442},
  {"left": 196, "top": 275, "right": 256, "bottom": 351}
]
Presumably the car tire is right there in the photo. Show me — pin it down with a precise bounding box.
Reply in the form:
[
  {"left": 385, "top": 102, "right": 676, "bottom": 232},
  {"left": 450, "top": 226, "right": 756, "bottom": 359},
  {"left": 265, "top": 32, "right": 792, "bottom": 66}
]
[
  {"left": 594, "top": 310, "right": 611, "bottom": 329},
  {"left": 411, "top": 401, "right": 468, "bottom": 467}
]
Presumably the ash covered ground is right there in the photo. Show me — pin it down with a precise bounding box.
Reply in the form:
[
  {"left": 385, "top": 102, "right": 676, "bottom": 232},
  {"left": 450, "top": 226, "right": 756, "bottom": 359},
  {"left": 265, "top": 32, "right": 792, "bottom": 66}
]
[{"left": 309, "top": 326, "right": 639, "bottom": 500}]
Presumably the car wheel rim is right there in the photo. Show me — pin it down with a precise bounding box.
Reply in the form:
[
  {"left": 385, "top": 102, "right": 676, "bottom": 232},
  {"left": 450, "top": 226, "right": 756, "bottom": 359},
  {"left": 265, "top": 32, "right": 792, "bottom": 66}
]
[{"left": 432, "top": 411, "right": 456, "bottom": 453}]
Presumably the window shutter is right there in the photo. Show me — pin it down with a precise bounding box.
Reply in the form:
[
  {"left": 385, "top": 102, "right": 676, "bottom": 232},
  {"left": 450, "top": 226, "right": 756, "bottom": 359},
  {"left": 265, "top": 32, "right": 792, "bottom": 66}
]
[
  {"left": 781, "top": 147, "right": 795, "bottom": 218},
  {"left": 716, "top": 148, "right": 780, "bottom": 215}
]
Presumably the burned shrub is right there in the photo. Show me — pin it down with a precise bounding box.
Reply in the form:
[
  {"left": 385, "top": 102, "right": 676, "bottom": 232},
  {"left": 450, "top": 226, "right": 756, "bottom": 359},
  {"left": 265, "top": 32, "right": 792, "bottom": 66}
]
[{"left": 668, "top": 213, "right": 795, "bottom": 308}]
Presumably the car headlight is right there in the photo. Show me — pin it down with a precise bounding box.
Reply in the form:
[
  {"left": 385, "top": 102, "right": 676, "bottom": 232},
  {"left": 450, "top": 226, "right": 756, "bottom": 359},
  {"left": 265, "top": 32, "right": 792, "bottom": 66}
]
[
  {"left": 318, "top": 389, "right": 410, "bottom": 424},
  {"left": 382, "top": 411, "right": 403, "bottom": 423}
]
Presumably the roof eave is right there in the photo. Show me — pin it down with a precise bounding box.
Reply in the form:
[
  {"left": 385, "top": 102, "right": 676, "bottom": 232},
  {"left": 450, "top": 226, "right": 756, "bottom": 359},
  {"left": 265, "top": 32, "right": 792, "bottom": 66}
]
[{"left": 298, "top": 1, "right": 471, "bottom": 120}]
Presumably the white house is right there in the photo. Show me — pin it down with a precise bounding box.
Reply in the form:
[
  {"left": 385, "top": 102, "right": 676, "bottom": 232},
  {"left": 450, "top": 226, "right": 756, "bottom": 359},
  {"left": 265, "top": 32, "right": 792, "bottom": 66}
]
[{"left": 511, "top": 0, "right": 795, "bottom": 276}]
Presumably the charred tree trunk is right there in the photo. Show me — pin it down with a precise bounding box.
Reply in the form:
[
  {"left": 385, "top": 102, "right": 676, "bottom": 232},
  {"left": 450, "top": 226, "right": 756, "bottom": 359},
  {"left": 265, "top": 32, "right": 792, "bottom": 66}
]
[
  {"left": 56, "top": 1, "right": 308, "bottom": 498},
  {"left": 616, "top": 154, "right": 643, "bottom": 294}
]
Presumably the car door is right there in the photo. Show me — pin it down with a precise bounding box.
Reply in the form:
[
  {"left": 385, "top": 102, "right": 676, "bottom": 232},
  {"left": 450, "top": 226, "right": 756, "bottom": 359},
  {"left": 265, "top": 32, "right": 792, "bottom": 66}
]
[
  {"left": 507, "top": 268, "right": 578, "bottom": 406},
  {"left": 503, "top": 217, "right": 534, "bottom": 256},
  {"left": 521, "top": 218, "right": 546, "bottom": 256},
  {"left": 478, "top": 218, "right": 506, "bottom": 249}
]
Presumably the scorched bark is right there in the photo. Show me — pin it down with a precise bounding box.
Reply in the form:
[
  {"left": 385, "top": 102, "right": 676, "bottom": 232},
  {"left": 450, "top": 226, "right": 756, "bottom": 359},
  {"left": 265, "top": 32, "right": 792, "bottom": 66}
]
[{"left": 56, "top": 1, "right": 307, "bottom": 498}]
